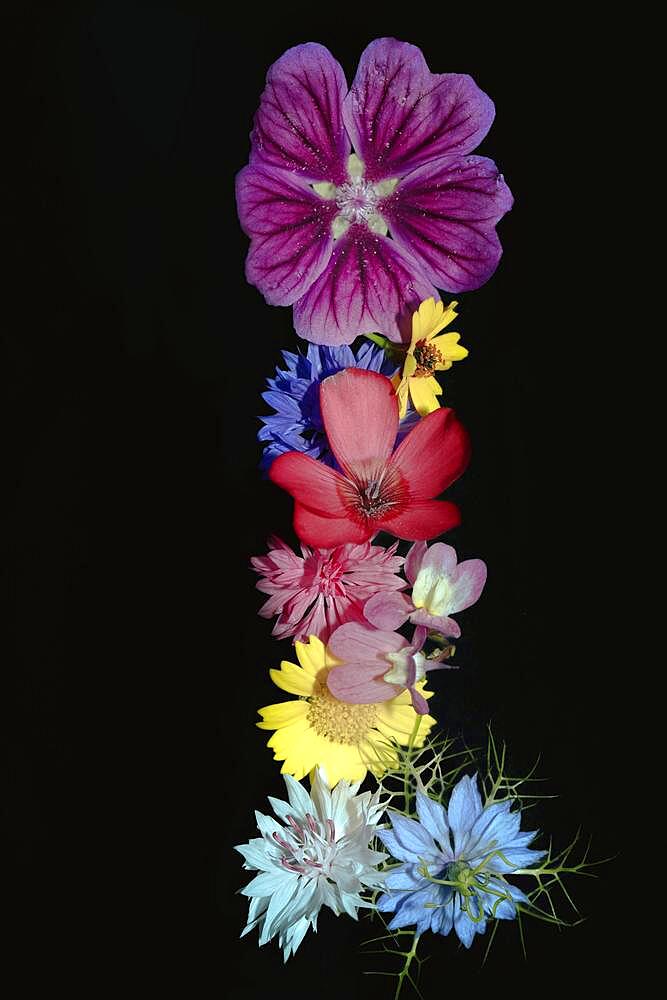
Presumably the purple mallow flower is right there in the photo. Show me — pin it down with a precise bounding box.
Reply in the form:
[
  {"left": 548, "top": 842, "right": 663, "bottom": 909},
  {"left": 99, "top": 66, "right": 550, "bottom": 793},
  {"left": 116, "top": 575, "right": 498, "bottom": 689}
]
[
  {"left": 236, "top": 39, "right": 513, "bottom": 346},
  {"left": 258, "top": 341, "right": 417, "bottom": 472}
]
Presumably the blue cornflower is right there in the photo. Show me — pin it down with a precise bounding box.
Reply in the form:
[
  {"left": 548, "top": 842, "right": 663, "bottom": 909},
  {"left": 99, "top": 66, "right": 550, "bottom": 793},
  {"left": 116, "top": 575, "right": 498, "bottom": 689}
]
[
  {"left": 377, "top": 774, "right": 545, "bottom": 948},
  {"left": 258, "top": 342, "right": 417, "bottom": 473}
]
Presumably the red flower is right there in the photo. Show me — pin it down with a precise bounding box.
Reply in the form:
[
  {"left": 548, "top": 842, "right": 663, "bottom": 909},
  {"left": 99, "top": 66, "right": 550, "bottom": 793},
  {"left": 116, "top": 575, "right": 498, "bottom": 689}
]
[{"left": 269, "top": 368, "right": 470, "bottom": 547}]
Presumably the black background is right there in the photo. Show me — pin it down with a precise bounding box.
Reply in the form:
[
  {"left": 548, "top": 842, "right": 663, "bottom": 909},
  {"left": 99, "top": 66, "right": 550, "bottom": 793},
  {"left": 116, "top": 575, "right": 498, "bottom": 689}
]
[{"left": 6, "top": 5, "right": 631, "bottom": 996}]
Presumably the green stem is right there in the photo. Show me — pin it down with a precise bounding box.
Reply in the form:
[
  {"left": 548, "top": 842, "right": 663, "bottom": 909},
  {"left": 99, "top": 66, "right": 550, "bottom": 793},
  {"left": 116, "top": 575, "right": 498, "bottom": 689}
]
[
  {"left": 395, "top": 932, "right": 420, "bottom": 1000},
  {"left": 403, "top": 716, "right": 422, "bottom": 813}
]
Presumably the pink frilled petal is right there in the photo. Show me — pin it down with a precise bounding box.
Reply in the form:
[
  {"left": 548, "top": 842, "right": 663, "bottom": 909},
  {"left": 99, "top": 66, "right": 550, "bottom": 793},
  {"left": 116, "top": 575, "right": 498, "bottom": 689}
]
[
  {"left": 320, "top": 369, "right": 398, "bottom": 477},
  {"left": 380, "top": 155, "right": 514, "bottom": 292},
  {"left": 236, "top": 165, "right": 337, "bottom": 306},
  {"left": 294, "top": 504, "right": 371, "bottom": 547},
  {"left": 292, "top": 223, "right": 438, "bottom": 346},
  {"left": 250, "top": 43, "right": 350, "bottom": 184},
  {"left": 449, "top": 558, "right": 488, "bottom": 612},
  {"left": 327, "top": 664, "right": 399, "bottom": 704},
  {"left": 409, "top": 608, "right": 461, "bottom": 639},
  {"left": 378, "top": 499, "right": 461, "bottom": 541},
  {"left": 363, "top": 591, "right": 413, "bottom": 630},
  {"left": 404, "top": 540, "right": 427, "bottom": 585},
  {"left": 342, "top": 38, "right": 495, "bottom": 183},
  {"left": 328, "top": 621, "right": 405, "bottom": 663},
  {"left": 390, "top": 407, "right": 471, "bottom": 500}
]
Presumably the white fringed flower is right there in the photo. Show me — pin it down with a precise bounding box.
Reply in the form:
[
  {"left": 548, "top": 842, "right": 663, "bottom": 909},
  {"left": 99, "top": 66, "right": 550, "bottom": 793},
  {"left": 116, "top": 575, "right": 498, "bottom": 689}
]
[{"left": 236, "top": 767, "right": 386, "bottom": 960}]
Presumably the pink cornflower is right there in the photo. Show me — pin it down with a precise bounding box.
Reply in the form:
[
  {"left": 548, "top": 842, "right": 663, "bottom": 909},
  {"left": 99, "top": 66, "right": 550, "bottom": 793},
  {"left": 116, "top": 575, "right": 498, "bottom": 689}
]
[{"left": 251, "top": 535, "right": 405, "bottom": 644}]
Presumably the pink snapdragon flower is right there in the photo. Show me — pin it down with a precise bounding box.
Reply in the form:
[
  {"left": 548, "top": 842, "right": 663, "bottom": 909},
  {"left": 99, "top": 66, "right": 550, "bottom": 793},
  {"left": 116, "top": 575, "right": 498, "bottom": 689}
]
[
  {"left": 326, "top": 622, "right": 451, "bottom": 714},
  {"left": 364, "top": 541, "right": 487, "bottom": 638},
  {"left": 251, "top": 535, "right": 405, "bottom": 644}
]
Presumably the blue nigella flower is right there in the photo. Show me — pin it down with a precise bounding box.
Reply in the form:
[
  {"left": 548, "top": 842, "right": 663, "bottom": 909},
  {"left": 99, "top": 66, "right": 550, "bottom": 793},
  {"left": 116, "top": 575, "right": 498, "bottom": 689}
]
[
  {"left": 258, "top": 342, "right": 418, "bottom": 473},
  {"left": 377, "top": 774, "right": 545, "bottom": 948}
]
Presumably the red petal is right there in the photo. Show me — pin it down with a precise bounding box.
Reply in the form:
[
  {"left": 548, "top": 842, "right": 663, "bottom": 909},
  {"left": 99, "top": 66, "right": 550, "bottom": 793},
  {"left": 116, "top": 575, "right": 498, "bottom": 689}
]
[
  {"left": 379, "top": 500, "right": 461, "bottom": 541},
  {"left": 320, "top": 369, "right": 398, "bottom": 480},
  {"left": 269, "top": 452, "right": 348, "bottom": 514},
  {"left": 389, "top": 407, "right": 470, "bottom": 500},
  {"left": 294, "top": 504, "right": 371, "bottom": 547},
  {"left": 326, "top": 665, "right": 398, "bottom": 704}
]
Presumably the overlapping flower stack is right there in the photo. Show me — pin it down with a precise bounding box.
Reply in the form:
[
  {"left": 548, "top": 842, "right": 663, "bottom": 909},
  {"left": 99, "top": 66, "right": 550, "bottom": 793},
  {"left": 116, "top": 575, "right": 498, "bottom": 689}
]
[{"left": 234, "top": 38, "right": 592, "bottom": 988}]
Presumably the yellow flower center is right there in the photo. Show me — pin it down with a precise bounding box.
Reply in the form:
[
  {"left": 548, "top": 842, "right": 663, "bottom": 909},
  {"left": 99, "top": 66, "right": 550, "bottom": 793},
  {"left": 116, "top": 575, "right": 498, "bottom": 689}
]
[
  {"left": 412, "top": 340, "right": 442, "bottom": 377},
  {"left": 307, "top": 677, "right": 377, "bottom": 745}
]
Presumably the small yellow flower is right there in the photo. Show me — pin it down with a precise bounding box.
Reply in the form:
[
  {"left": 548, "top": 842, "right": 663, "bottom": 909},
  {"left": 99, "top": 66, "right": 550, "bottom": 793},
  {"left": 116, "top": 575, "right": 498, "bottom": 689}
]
[
  {"left": 257, "top": 635, "right": 435, "bottom": 787},
  {"left": 392, "top": 298, "right": 468, "bottom": 418}
]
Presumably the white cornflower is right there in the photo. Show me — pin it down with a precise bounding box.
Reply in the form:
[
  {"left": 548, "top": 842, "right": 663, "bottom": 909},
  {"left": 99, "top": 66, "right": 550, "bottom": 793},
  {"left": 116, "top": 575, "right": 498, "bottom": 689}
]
[{"left": 236, "top": 767, "right": 386, "bottom": 960}]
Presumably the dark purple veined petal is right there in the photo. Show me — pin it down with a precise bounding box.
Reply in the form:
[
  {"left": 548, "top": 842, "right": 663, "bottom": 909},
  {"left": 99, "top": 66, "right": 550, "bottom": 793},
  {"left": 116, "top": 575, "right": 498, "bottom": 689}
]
[
  {"left": 250, "top": 43, "right": 350, "bottom": 185},
  {"left": 236, "top": 164, "right": 337, "bottom": 306},
  {"left": 381, "top": 155, "right": 514, "bottom": 291},
  {"left": 343, "top": 38, "right": 495, "bottom": 183},
  {"left": 292, "top": 223, "right": 438, "bottom": 345}
]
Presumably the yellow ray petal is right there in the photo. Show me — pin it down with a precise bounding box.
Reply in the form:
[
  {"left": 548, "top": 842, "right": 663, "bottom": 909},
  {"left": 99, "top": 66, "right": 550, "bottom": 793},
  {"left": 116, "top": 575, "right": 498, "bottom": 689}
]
[
  {"left": 424, "top": 301, "right": 458, "bottom": 339},
  {"left": 395, "top": 378, "right": 411, "bottom": 419},
  {"left": 256, "top": 700, "right": 308, "bottom": 730},
  {"left": 431, "top": 332, "right": 468, "bottom": 361},
  {"left": 295, "top": 635, "right": 338, "bottom": 676},
  {"left": 403, "top": 353, "right": 418, "bottom": 378},
  {"left": 276, "top": 729, "right": 324, "bottom": 780},
  {"left": 409, "top": 376, "right": 440, "bottom": 416},
  {"left": 327, "top": 745, "right": 369, "bottom": 786},
  {"left": 270, "top": 661, "right": 316, "bottom": 696}
]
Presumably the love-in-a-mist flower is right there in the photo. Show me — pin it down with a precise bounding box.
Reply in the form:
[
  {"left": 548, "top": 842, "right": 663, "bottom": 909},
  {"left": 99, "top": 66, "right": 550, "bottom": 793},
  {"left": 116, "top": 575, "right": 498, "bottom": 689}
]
[
  {"left": 251, "top": 536, "right": 406, "bottom": 644},
  {"left": 257, "top": 635, "right": 435, "bottom": 786},
  {"left": 259, "top": 341, "right": 415, "bottom": 472},
  {"left": 236, "top": 39, "right": 513, "bottom": 345},
  {"left": 269, "top": 368, "right": 470, "bottom": 548},
  {"left": 393, "top": 298, "right": 468, "bottom": 418},
  {"left": 364, "top": 541, "right": 487, "bottom": 639},
  {"left": 236, "top": 767, "right": 386, "bottom": 960},
  {"left": 376, "top": 774, "right": 545, "bottom": 947},
  {"left": 326, "top": 622, "right": 452, "bottom": 715}
]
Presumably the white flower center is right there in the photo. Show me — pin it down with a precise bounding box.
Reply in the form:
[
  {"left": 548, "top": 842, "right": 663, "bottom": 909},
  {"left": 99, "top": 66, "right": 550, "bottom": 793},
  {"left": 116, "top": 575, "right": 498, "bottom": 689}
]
[
  {"left": 412, "top": 567, "right": 453, "bottom": 617},
  {"left": 383, "top": 647, "right": 426, "bottom": 688},
  {"left": 312, "top": 154, "right": 398, "bottom": 240},
  {"left": 335, "top": 176, "right": 380, "bottom": 224},
  {"left": 274, "top": 813, "right": 337, "bottom": 878}
]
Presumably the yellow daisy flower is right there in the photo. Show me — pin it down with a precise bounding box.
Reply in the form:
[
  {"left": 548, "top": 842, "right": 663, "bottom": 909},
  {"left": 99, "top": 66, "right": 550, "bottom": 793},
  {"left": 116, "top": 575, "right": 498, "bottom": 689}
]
[
  {"left": 257, "top": 635, "right": 436, "bottom": 787},
  {"left": 392, "top": 297, "right": 468, "bottom": 418}
]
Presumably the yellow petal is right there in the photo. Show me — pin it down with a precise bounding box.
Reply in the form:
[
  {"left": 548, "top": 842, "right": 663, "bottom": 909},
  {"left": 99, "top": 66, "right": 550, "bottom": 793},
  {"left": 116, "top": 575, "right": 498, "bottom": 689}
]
[
  {"left": 403, "top": 353, "right": 418, "bottom": 378},
  {"left": 317, "top": 743, "right": 368, "bottom": 787},
  {"left": 361, "top": 733, "right": 399, "bottom": 776},
  {"left": 421, "top": 300, "right": 457, "bottom": 340},
  {"left": 409, "top": 377, "right": 440, "bottom": 416},
  {"left": 269, "top": 660, "right": 315, "bottom": 696},
  {"left": 411, "top": 714, "right": 437, "bottom": 746},
  {"left": 295, "top": 635, "right": 338, "bottom": 676},
  {"left": 395, "top": 378, "right": 410, "bottom": 419},
  {"left": 267, "top": 718, "right": 320, "bottom": 779},
  {"left": 256, "top": 700, "right": 308, "bottom": 730},
  {"left": 431, "top": 332, "right": 468, "bottom": 361},
  {"left": 275, "top": 727, "right": 324, "bottom": 780}
]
